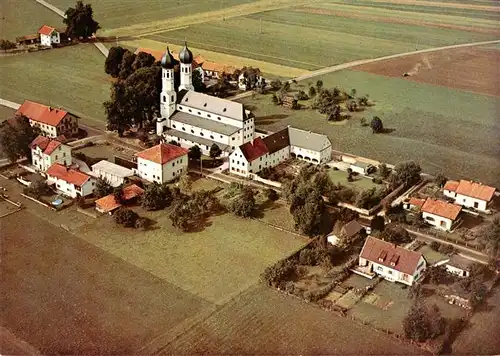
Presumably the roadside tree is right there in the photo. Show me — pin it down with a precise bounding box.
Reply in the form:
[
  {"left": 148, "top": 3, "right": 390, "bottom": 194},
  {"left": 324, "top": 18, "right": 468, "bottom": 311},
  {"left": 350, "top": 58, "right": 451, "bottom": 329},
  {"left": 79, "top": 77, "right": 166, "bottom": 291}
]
[{"left": 63, "top": 1, "right": 100, "bottom": 39}]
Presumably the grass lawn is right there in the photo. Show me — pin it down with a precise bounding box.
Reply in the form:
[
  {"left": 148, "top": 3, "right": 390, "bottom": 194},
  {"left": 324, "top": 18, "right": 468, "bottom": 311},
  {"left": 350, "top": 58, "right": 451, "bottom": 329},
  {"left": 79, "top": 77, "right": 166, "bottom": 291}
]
[
  {"left": 0, "top": 44, "right": 110, "bottom": 129},
  {"left": 0, "top": 0, "right": 63, "bottom": 40},
  {"left": 239, "top": 70, "right": 500, "bottom": 187},
  {"left": 328, "top": 169, "right": 378, "bottom": 191},
  {"left": 75, "top": 205, "right": 307, "bottom": 305},
  {"left": 416, "top": 244, "right": 448, "bottom": 265},
  {"left": 0, "top": 210, "right": 212, "bottom": 354}
]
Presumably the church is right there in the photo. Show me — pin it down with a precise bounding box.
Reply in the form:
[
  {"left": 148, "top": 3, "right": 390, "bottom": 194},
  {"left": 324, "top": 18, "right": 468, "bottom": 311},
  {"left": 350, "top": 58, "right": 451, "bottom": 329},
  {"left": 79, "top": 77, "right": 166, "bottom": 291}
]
[{"left": 156, "top": 43, "right": 255, "bottom": 156}]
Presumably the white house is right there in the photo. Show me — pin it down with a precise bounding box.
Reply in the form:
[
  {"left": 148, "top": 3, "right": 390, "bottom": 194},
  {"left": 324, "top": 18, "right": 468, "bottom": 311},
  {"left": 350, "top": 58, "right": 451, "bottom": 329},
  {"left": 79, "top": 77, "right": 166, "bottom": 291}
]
[
  {"left": 15, "top": 100, "right": 79, "bottom": 138},
  {"left": 357, "top": 236, "right": 427, "bottom": 286},
  {"left": 29, "top": 135, "right": 72, "bottom": 172},
  {"left": 229, "top": 126, "right": 332, "bottom": 177},
  {"left": 421, "top": 198, "right": 462, "bottom": 232},
  {"left": 46, "top": 163, "right": 95, "bottom": 198},
  {"left": 91, "top": 160, "right": 134, "bottom": 187},
  {"left": 38, "top": 25, "right": 60, "bottom": 47},
  {"left": 443, "top": 180, "right": 496, "bottom": 212},
  {"left": 135, "top": 143, "right": 188, "bottom": 183},
  {"left": 434, "top": 255, "right": 474, "bottom": 278}
]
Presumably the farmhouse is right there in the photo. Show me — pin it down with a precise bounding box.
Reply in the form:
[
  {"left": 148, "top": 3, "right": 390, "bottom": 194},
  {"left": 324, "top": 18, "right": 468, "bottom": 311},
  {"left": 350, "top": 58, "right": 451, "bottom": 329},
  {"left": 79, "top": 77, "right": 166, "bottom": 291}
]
[
  {"left": 157, "top": 45, "right": 255, "bottom": 156},
  {"left": 356, "top": 236, "right": 426, "bottom": 286},
  {"left": 229, "top": 127, "right": 332, "bottom": 177},
  {"left": 30, "top": 135, "right": 72, "bottom": 172},
  {"left": 95, "top": 184, "right": 144, "bottom": 214},
  {"left": 15, "top": 100, "right": 79, "bottom": 138},
  {"left": 16, "top": 34, "right": 40, "bottom": 46},
  {"left": 46, "top": 163, "right": 95, "bottom": 198},
  {"left": 38, "top": 25, "right": 60, "bottom": 47},
  {"left": 135, "top": 143, "right": 188, "bottom": 183},
  {"left": 421, "top": 198, "right": 462, "bottom": 232},
  {"left": 91, "top": 160, "right": 134, "bottom": 187},
  {"left": 443, "top": 180, "right": 496, "bottom": 212},
  {"left": 327, "top": 220, "right": 365, "bottom": 246}
]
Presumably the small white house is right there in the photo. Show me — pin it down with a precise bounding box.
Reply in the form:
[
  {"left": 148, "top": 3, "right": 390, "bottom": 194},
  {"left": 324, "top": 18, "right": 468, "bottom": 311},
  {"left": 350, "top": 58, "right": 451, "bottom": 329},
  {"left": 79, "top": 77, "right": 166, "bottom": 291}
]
[
  {"left": 46, "top": 163, "right": 95, "bottom": 198},
  {"left": 444, "top": 255, "right": 474, "bottom": 278},
  {"left": 135, "top": 143, "right": 188, "bottom": 183},
  {"left": 38, "top": 25, "right": 60, "bottom": 47},
  {"left": 443, "top": 180, "right": 496, "bottom": 212},
  {"left": 421, "top": 198, "right": 462, "bottom": 232},
  {"left": 30, "top": 135, "right": 72, "bottom": 172},
  {"left": 357, "top": 236, "right": 427, "bottom": 286},
  {"left": 91, "top": 160, "right": 134, "bottom": 187}
]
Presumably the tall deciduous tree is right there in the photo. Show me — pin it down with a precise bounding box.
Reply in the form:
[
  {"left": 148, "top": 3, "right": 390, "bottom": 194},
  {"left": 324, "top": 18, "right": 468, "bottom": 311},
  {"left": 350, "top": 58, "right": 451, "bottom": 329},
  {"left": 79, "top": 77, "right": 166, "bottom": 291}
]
[
  {"left": 105, "top": 46, "right": 126, "bottom": 77},
  {"left": 63, "top": 1, "right": 100, "bottom": 39},
  {"left": 114, "top": 207, "right": 139, "bottom": 227},
  {"left": 132, "top": 51, "right": 156, "bottom": 72},
  {"left": 230, "top": 186, "right": 256, "bottom": 218},
  {"left": 119, "top": 51, "right": 137, "bottom": 79},
  {"left": 209, "top": 143, "right": 222, "bottom": 161},
  {"left": 403, "top": 303, "right": 444, "bottom": 342},
  {"left": 392, "top": 161, "right": 422, "bottom": 187},
  {"left": 141, "top": 183, "right": 172, "bottom": 210},
  {"left": 94, "top": 178, "right": 113, "bottom": 198},
  {"left": 188, "top": 145, "right": 202, "bottom": 160},
  {"left": 192, "top": 69, "right": 205, "bottom": 92},
  {"left": 0, "top": 115, "right": 40, "bottom": 162}
]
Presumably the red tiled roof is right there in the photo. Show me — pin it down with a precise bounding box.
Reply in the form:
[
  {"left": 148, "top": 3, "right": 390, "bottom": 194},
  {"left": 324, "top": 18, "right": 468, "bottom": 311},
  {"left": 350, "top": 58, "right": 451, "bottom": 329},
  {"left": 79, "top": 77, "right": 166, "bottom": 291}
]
[
  {"left": 422, "top": 198, "right": 462, "bottom": 220},
  {"left": 38, "top": 25, "right": 57, "bottom": 36},
  {"left": 409, "top": 197, "right": 426, "bottom": 209},
  {"left": 360, "top": 236, "right": 423, "bottom": 275},
  {"left": 16, "top": 100, "right": 68, "bottom": 127},
  {"left": 239, "top": 138, "right": 269, "bottom": 162},
  {"left": 455, "top": 180, "right": 496, "bottom": 202},
  {"left": 443, "top": 180, "right": 459, "bottom": 192},
  {"left": 29, "top": 135, "right": 63, "bottom": 155},
  {"left": 135, "top": 143, "right": 188, "bottom": 165},
  {"left": 95, "top": 184, "right": 144, "bottom": 213},
  {"left": 201, "top": 61, "right": 237, "bottom": 74},
  {"left": 46, "top": 163, "right": 90, "bottom": 187}
]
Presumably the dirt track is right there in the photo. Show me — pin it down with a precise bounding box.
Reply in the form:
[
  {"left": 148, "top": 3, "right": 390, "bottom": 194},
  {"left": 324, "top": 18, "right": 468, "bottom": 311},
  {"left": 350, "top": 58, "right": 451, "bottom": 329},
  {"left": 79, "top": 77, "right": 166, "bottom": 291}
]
[{"left": 366, "top": 0, "right": 500, "bottom": 12}]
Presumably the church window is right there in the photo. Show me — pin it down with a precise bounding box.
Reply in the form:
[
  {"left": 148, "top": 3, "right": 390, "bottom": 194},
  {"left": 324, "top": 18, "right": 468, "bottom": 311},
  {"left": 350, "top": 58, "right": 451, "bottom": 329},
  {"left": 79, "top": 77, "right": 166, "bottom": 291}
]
[
  {"left": 200, "top": 132, "right": 204, "bottom": 136},
  {"left": 217, "top": 117, "right": 221, "bottom": 120},
  {"left": 191, "top": 129, "right": 194, "bottom": 134},
  {"left": 171, "top": 95, "right": 174, "bottom": 102},
  {"left": 207, "top": 114, "right": 211, "bottom": 118},
  {"left": 203, "top": 103, "right": 207, "bottom": 107},
  {"left": 197, "top": 111, "right": 201, "bottom": 115},
  {"left": 179, "top": 106, "right": 183, "bottom": 110},
  {"left": 182, "top": 127, "right": 185, "bottom": 131},
  {"left": 163, "top": 96, "right": 166, "bottom": 102},
  {"left": 189, "top": 109, "right": 192, "bottom": 113},
  {"left": 210, "top": 135, "right": 214, "bottom": 139},
  {"left": 232, "top": 137, "right": 235, "bottom": 141},
  {"left": 172, "top": 124, "right": 176, "bottom": 128}
]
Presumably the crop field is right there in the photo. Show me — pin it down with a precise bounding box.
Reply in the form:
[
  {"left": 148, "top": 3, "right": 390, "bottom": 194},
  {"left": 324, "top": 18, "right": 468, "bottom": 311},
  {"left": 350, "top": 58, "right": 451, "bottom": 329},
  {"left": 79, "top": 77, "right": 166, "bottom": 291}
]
[
  {"left": 0, "top": 44, "right": 109, "bottom": 129},
  {"left": 163, "top": 284, "right": 422, "bottom": 354},
  {"left": 239, "top": 69, "right": 500, "bottom": 187},
  {"left": 0, "top": 0, "right": 63, "bottom": 40},
  {"left": 0, "top": 210, "right": 212, "bottom": 354}
]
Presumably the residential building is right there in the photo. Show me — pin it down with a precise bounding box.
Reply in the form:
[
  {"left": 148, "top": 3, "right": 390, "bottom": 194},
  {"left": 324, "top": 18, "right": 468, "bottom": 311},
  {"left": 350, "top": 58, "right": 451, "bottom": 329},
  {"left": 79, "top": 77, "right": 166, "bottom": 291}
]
[
  {"left": 29, "top": 135, "right": 72, "bottom": 172},
  {"left": 357, "top": 236, "right": 427, "bottom": 286},
  {"left": 421, "top": 198, "right": 462, "bottom": 232},
  {"left": 202, "top": 61, "right": 237, "bottom": 79},
  {"left": 46, "top": 163, "right": 95, "bottom": 198},
  {"left": 15, "top": 100, "right": 79, "bottom": 138},
  {"left": 91, "top": 160, "right": 135, "bottom": 187},
  {"left": 135, "top": 143, "right": 188, "bottom": 183},
  {"left": 327, "top": 220, "right": 365, "bottom": 246},
  {"left": 443, "top": 180, "right": 496, "bottom": 212},
  {"left": 443, "top": 255, "right": 474, "bottom": 278},
  {"left": 403, "top": 197, "right": 426, "bottom": 211},
  {"left": 229, "top": 126, "right": 332, "bottom": 177},
  {"left": 38, "top": 25, "right": 60, "bottom": 47},
  {"left": 95, "top": 184, "right": 144, "bottom": 214}
]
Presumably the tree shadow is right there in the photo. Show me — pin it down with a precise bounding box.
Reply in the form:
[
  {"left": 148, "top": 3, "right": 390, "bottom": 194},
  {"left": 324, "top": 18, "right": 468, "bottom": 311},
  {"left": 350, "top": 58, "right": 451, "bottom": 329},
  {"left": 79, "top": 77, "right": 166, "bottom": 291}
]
[
  {"left": 253, "top": 199, "right": 280, "bottom": 219},
  {"left": 380, "top": 128, "right": 396, "bottom": 134}
]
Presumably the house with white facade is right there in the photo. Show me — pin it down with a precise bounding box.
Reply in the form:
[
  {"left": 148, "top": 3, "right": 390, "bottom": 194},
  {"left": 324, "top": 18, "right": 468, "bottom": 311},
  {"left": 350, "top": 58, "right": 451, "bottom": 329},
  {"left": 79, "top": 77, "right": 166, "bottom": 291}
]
[
  {"left": 38, "top": 25, "right": 60, "bottom": 47},
  {"left": 202, "top": 61, "right": 237, "bottom": 79},
  {"left": 434, "top": 255, "right": 474, "bottom": 278},
  {"left": 443, "top": 180, "right": 496, "bottom": 213},
  {"left": 15, "top": 100, "right": 79, "bottom": 138},
  {"left": 91, "top": 160, "right": 134, "bottom": 187},
  {"left": 356, "top": 236, "right": 427, "bottom": 286},
  {"left": 229, "top": 126, "right": 332, "bottom": 177},
  {"left": 421, "top": 198, "right": 462, "bottom": 232},
  {"left": 135, "top": 143, "right": 188, "bottom": 183},
  {"left": 46, "top": 163, "right": 95, "bottom": 198},
  {"left": 155, "top": 45, "right": 255, "bottom": 156},
  {"left": 30, "top": 135, "right": 72, "bottom": 172}
]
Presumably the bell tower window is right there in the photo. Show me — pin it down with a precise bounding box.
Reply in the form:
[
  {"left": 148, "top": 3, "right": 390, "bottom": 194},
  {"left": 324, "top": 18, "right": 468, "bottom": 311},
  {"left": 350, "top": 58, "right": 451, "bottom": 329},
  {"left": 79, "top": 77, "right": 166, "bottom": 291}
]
[{"left": 163, "top": 96, "right": 166, "bottom": 102}]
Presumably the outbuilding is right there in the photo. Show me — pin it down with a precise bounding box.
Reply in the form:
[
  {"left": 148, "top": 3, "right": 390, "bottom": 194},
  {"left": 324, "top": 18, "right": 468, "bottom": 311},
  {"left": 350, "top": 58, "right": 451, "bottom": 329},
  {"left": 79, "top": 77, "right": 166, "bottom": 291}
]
[{"left": 91, "top": 160, "right": 134, "bottom": 187}]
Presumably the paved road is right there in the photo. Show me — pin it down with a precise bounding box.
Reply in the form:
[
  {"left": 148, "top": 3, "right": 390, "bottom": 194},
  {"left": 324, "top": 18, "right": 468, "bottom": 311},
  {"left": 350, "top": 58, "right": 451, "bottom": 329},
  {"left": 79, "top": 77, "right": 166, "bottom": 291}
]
[{"left": 229, "top": 39, "right": 500, "bottom": 101}]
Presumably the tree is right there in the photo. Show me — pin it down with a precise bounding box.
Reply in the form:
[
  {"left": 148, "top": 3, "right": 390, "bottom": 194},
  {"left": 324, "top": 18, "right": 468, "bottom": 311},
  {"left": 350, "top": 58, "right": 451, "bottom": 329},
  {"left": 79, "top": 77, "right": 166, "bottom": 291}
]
[
  {"left": 0, "top": 115, "right": 40, "bottom": 162},
  {"left": 290, "top": 188, "right": 325, "bottom": 236},
  {"left": 188, "top": 145, "right": 202, "bottom": 161},
  {"left": 240, "top": 66, "right": 262, "bottom": 90},
  {"left": 316, "top": 80, "right": 323, "bottom": 90},
  {"left": 63, "top": 1, "right": 100, "bottom": 39},
  {"left": 0, "top": 39, "right": 16, "bottom": 51},
  {"left": 179, "top": 172, "right": 192, "bottom": 193},
  {"left": 355, "top": 188, "right": 384, "bottom": 209},
  {"left": 114, "top": 207, "right": 139, "bottom": 227},
  {"left": 326, "top": 105, "right": 342, "bottom": 122},
  {"left": 308, "top": 86, "right": 316, "bottom": 97},
  {"left": 192, "top": 69, "right": 206, "bottom": 92},
  {"left": 403, "top": 303, "right": 444, "bottom": 342},
  {"left": 230, "top": 186, "right": 256, "bottom": 218},
  {"left": 358, "top": 95, "right": 369, "bottom": 106},
  {"left": 427, "top": 265, "right": 448, "bottom": 284},
  {"left": 346, "top": 99, "right": 358, "bottom": 112},
  {"left": 113, "top": 184, "right": 125, "bottom": 204},
  {"left": 26, "top": 180, "right": 51, "bottom": 198},
  {"left": 295, "top": 90, "right": 308, "bottom": 101},
  {"left": 141, "top": 183, "right": 172, "bottom": 210},
  {"left": 119, "top": 51, "right": 137, "bottom": 79},
  {"left": 209, "top": 143, "right": 222, "bottom": 161},
  {"left": 132, "top": 51, "right": 156, "bottom": 72},
  {"left": 265, "top": 188, "right": 279, "bottom": 201},
  {"left": 370, "top": 116, "right": 384, "bottom": 133},
  {"left": 94, "top": 178, "right": 113, "bottom": 198},
  {"left": 378, "top": 223, "right": 412, "bottom": 244},
  {"left": 270, "top": 79, "right": 282, "bottom": 91},
  {"left": 392, "top": 161, "right": 422, "bottom": 187},
  {"left": 350, "top": 88, "right": 357, "bottom": 98},
  {"left": 371, "top": 215, "right": 385, "bottom": 232},
  {"left": 168, "top": 140, "right": 180, "bottom": 146},
  {"left": 479, "top": 216, "right": 500, "bottom": 259},
  {"left": 434, "top": 173, "right": 448, "bottom": 188},
  {"left": 105, "top": 46, "right": 126, "bottom": 77},
  {"left": 378, "top": 163, "right": 391, "bottom": 179}
]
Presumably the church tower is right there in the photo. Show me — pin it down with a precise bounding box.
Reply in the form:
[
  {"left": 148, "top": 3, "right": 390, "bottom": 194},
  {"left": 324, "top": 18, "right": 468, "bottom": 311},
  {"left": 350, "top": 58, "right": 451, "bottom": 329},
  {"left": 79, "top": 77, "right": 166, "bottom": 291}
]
[
  {"left": 157, "top": 47, "right": 177, "bottom": 136},
  {"left": 178, "top": 42, "right": 194, "bottom": 91}
]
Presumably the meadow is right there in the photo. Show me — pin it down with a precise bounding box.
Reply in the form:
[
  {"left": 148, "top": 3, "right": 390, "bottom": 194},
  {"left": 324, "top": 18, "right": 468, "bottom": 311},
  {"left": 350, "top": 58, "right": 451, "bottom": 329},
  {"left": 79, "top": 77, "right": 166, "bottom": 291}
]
[
  {"left": 238, "top": 70, "right": 500, "bottom": 187},
  {"left": 0, "top": 106, "right": 15, "bottom": 122},
  {"left": 0, "top": 44, "right": 109, "bottom": 129}
]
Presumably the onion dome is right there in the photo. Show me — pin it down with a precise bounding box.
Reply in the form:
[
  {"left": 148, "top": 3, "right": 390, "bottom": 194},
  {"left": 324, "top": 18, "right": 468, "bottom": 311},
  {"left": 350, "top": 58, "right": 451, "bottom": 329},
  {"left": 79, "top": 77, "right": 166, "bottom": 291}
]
[
  {"left": 179, "top": 42, "right": 193, "bottom": 64},
  {"left": 160, "top": 47, "right": 176, "bottom": 69}
]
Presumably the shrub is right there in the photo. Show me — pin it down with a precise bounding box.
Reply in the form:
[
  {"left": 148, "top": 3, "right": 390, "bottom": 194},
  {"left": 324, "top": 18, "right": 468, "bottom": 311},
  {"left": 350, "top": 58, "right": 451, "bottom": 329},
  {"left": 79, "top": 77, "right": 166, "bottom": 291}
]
[
  {"left": 265, "top": 188, "right": 279, "bottom": 201},
  {"left": 114, "top": 207, "right": 139, "bottom": 227},
  {"left": 295, "top": 90, "right": 309, "bottom": 100},
  {"left": 438, "top": 243, "right": 455, "bottom": 256},
  {"left": 373, "top": 177, "right": 383, "bottom": 184},
  {"left": 430, "top": 241, "right": 442, "bottom": 251},
  {"left": 303, "top": 284, "right": 333, "bottom": 303},
  {"left": 308, "top": 86, "right": 316, "bottom": 97}
]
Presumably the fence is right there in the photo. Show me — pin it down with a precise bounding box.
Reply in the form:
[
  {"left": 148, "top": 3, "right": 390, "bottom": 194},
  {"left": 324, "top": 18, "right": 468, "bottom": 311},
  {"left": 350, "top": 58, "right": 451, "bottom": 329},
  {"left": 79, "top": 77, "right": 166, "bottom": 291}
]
[{"left": 408, "top": 226, "right": 484, "bottom": 253}]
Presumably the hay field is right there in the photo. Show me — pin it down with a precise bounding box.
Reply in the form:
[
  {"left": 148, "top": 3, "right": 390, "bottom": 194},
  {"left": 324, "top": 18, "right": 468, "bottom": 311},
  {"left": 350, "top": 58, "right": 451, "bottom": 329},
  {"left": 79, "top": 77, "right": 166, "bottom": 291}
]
[
  {"left": 0, "top": 210, "right": 212, "bottom": 354},
  {"left": 238, "top": 70, "right": 500, "bottom": 187},
  {"left": 0, "top": 0, "right": 63, "bottom": 40},
  {"left": 0, "top": 44, "right": 109, "bottom": 129},
  {"left": 163, "top": 284, "right": 423, "bottom": 354}
]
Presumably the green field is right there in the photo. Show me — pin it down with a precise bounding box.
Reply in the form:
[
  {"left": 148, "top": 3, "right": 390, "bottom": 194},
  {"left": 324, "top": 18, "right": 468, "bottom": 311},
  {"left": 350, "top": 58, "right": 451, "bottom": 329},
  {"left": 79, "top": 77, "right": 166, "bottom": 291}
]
[
  {"left": 0, "top": 0, "right": 63, "bottom": 40},
  {"left": 328, "top": 169, "right": 379, "bottom": 191},
  {"left": 0, "top": 44, "right": 109, "bottom": 128},
  {"left": 239, "top": 70, "right": 500, "bottom": 187}
]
